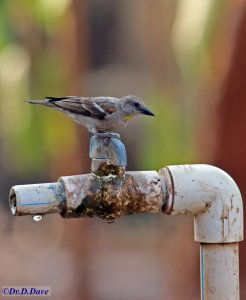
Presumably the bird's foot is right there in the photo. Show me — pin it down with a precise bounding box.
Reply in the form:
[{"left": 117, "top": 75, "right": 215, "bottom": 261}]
[{"left": 94, "top": 132, "right": 121, "bottom": 139}]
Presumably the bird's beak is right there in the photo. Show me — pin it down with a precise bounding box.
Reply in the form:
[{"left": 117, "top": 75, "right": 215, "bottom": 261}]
[{"left": 140, "top": 107, "right": 155, "bottom": 116}]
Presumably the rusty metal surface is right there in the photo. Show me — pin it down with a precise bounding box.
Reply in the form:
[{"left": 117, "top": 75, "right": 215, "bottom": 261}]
[
  {"left": 91, "top": 161, "right": 125, "bottom": 177},
  {"left": 60, "top": 171, "right": 163, "bottom": 222},
  {"left": 200, "top": 243, "right": 239, "bottom": 300}
]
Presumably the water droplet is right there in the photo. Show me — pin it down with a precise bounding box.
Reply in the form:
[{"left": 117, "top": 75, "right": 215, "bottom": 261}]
[{"left": 32, "top": 215, "right": 43, "bottom": 222}]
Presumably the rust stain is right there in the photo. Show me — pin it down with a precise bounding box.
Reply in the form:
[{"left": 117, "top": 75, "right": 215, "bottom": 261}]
[
  {"left": 220, "top": 205, "right": 230, "bottom": 241},
  {"left": 93, "top": 161, "right": 125, "bottom": 177},
  {"left": 158, "top": 167, "right": 174, "bottom": 214},
  {"left": 230, "top": 194, "right": 234, "bottom": 210},
  {"left": 62, "top": 173, "right": 162, "bottom": 222}
]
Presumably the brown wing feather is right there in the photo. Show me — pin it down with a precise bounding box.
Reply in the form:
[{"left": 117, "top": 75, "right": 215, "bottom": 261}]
[
  {"left": 46, "top": 96, "right": 107, "bottom": 119},
  {"left": 94, "top": 98, "right": 118, "bottom": 114},
  {"left": 81, "top": 98, "right": 106, "bottom": 117}
]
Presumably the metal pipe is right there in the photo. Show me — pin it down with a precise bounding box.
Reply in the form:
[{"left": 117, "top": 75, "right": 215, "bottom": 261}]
[
  {"left": 9, "top": 164, "right": 244, "bottom": 299},
  {"left": 60, "top": 171, "right": 164, "bottom": 221},
  {"left": 10, "top": 171, "right": 164, "bottom": 222},
  {"left": 9, "top": 182, "right": 65, "bottom": 216},
  {"left": 9, "top": 165, "right": 244, "bottom": 240},
  {"left": 10, "top": 165, "right": 244, "bottom": 238},
  {"left": 89, "top": 133, "right": 127, "bottom": 176},
  {"left": 200, "top": 243, "right": 239, "bottom": 300}
]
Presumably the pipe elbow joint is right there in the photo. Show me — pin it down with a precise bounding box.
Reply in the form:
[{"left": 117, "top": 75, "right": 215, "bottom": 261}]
[{"left": 161, "top": 164, "right": 244, "bottom": 243}]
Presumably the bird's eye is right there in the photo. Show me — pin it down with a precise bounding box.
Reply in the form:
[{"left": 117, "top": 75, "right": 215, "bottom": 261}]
[{"left": 134, "top": 102, "right": 140, "bottom": 108}]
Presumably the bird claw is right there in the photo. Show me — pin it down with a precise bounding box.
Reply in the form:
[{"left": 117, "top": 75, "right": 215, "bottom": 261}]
[{"left": 94, "top": 132, "right": 121, "bottom": 139}]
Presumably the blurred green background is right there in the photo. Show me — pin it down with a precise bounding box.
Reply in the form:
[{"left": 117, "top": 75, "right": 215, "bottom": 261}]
[{"left": 1, "top": 0, "right": 246, "bottom": 299}]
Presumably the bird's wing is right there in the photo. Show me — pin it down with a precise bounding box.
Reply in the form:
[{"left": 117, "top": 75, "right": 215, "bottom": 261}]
[
  {"left": 94, "top": 97, "right": 118, "bottom": 114},
  {"left": 46, "top": 96, "right": 110, "bottom": 119},
  {"left": 81, "top": 98, "right": 107, "bottom": 117}
]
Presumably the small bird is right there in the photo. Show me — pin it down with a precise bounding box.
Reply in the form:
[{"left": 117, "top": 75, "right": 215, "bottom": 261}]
[{"left": 28, "top": 95, "right": 154, "bottom": 134}]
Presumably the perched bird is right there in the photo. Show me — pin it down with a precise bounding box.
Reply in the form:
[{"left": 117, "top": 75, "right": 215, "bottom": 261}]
[{"left": 28, "top": 95, "right": 154, "bottom": 134}]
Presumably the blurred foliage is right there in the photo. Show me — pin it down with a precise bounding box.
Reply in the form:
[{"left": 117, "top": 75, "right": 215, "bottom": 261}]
[
  {"left": 0, "top": 0, "right": 75, "bottom": 175},
  {"left": 141, "top": 93, "right": 197, "bottom": 170},
  {"left": 0, "top": 0, "right": 225, "bottom": 176},
  {"left": 172, "top": 0, "right": 224, "bottom": 83}
]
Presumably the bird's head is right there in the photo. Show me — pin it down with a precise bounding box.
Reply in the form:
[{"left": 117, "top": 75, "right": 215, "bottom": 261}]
[{"left": 120, "top": 95, "right": 155, "bottom": 119}]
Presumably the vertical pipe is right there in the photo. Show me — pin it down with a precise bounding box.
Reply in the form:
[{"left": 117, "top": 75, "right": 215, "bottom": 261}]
[{"left": 200, "top": 243, "right": 239, "bottom": 300}]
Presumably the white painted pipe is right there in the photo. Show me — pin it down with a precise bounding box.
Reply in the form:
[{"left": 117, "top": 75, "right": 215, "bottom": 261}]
[
  {"left": 162, "top": 164, "right": 243, "bottom": 243},
  {"left": 161, "top": 164, "right": 244, "bottom": 300},
  {"left": 200, "top": 243, "right": 239, "bottom": 300}
]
